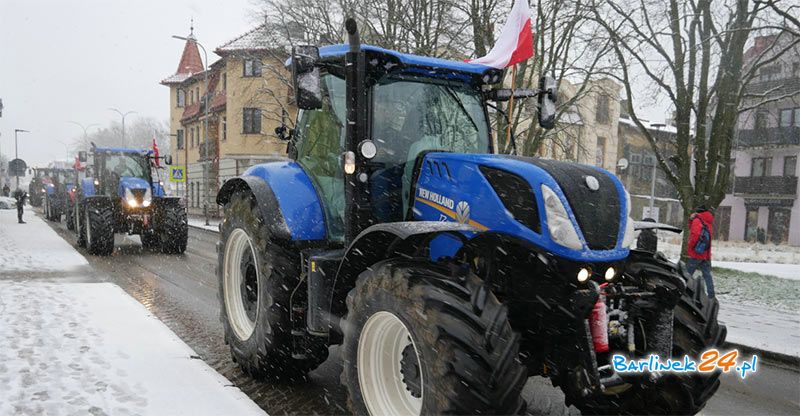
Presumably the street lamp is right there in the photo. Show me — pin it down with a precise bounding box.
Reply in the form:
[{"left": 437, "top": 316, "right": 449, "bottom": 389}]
[
  {"left": 172, "top": 34, "right": 210, "bottom": 225},
  {"left": 108, "top": 108, "right": 137, "bottom": 147},
  {"left": 56, "top": 140, "right": 71, "bottom": 160},
  {"left": 68, "top": 121, "right": 100, "bottom": 149},
  {"left": 14, "top": 129, "right": 30, "bottom": 188}
]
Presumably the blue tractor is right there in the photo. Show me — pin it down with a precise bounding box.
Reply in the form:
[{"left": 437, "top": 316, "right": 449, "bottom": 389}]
[
  {"left": 216, "top": 20, "right": 724, "bottom": 415},
  {"left": 43, "top": 168, "right": 73, "bottom": 223},
  {"left": 73, "top": 145, "right": 187, "bottom": 256}
]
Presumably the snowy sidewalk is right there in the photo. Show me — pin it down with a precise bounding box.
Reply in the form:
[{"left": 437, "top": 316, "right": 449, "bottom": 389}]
[
  {"left": 717, "top": 300, "right": 800, "bottom": 358},
  {"left": 0, "top": 210, "right": 265, "bottom": 415},
  {"left": 187, "top": 215, "right": 220, "bottom": 233}
]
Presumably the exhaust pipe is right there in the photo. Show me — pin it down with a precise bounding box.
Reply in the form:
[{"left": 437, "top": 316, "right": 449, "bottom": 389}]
[{"left": 345, "top": 18, "right": 360, "bottom": 53}]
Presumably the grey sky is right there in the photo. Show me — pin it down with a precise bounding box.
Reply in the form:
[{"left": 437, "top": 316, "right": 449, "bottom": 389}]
[{"left": 1, "top": 0, "right": 256, "bottom": 166}]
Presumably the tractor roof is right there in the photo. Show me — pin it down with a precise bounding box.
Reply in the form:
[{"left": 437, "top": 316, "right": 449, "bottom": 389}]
[
  {"left": 292, "top": 44, "right": 503, "bottom": 85},
  {"left": 94, "top": 147, "right": 153, "bottom": 155}
]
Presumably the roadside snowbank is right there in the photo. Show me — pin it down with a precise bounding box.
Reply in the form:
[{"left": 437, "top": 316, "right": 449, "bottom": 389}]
[
  {"left": 714, "top": 261, "right": 799, "bottom": 281},
  {"left": 187, "top": 216, "right": 220, "bottom": 233},
  {"left": 0, "top": 209, "right": 87, "bottom": 273},
  {"left": 657, "top": 233, "right": 800, "bottom": 265},
  {"left": 717, "top": 300, "right": 800, "bottom": 358},
  {"left": 0, "top": 281, "right": 266, "bottom": 416}
]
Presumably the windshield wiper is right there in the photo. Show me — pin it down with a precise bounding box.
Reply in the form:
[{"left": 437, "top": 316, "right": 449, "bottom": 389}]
[{"left": 441, "top": 86, "right": 479, "bottom": 133}]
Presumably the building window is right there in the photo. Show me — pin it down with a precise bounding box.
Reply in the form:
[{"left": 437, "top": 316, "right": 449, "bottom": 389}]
[
  {"left": 745, "top": 207, "right": 759, "bottom": 242},
  {"left": 190, "top": 128, "right": 195, "bottom": 148},
  {"left": 751, "top": 157, "right": 772, "bottom": 177},
  {"left": 223, "top": 73, "right": 227, "bottom": 90},
  {"left": 243, "top": 58, "right": 262, "bottom": 77},
  {"left": 243, "top": 108, "right": 262, "bottom": 134},
  {"left": 596, "top": 95, "right": 610, "bottom": 124},
  {"left": 759, "top": 64, "right": 781, "bottom": 80},
  {"left": 780, "top": 109, "right": 793, "bottom": 127},
  {"left": 595, "top": 137, "right": 606, "bottom": 167},
  {"left": 196, "top": 87, "right": 201, "bottom": 105},
  {"left": 177, "top": 89, "right": 185, "bottom": 108},
  {"left": 755, "top": 111, "right": 768, "bottom": 130},
  {"left": 190, "top": 89, "right": 194, "bottom": 105},
  {"left": 176, "top": 129, "right": 184, "bottom": 150},
  {"left": 793, "top": 62, "right": 799, "bottom": 77},
  {"left": 222, "top": 117, "right": 227, "bottom": 141},
  {"left": 784, "top": 156, "right": 796, "bottom": 177},
  {"left": 795, "top": 108, "right": 800, "bottom": 127}
]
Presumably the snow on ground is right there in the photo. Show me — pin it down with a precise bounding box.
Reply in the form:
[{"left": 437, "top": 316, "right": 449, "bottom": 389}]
[
  {"left": 0, "top": 209, "right": 88, "bottom": 273},
  {"left": 717, "top": 300, "right": 800, "bottom": 358},
  {"left": 0, "top": 282, "right": 265, "bottom": 416},
  {"left": 657, "top": 233, "right": 800, "bottom": 265},
  {"left": 714, "top": 261, "right": 800, "bottom": 281},
  {"left": 187, "top": 216, "right": 220, "bottom": 233}
]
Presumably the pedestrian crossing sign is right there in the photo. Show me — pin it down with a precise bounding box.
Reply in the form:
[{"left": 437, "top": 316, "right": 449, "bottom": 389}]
[{"left": 170, "top": 166, "right": 186, "bottom": 183}]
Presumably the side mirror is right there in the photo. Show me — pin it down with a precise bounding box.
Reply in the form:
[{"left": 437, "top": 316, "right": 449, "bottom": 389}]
[
  {"left": 164, "top": 155, "right": 173, "bottom": 166},
  {"left": 78, "top": 151, "right": 88, "bottom": 163},
  {"left": 291, "top": 45, "right": 322, "bottom": 110},
  {"left": 275, "top": 126, "right": 293, "bottom": 141},
  {"left": 538, "top": 76, "right": 557, "bottom": 129}
]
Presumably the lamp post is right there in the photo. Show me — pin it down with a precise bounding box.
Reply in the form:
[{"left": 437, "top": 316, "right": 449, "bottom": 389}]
[
  {"left": 14, "top": 129, "right": 30, "bottom": 188},
  {"left": 108, "top": 108, "right": 137, "bottom": 147},
  {"left": 68, "top": 121, "right": 99, "bottom": 149},
  {"left": 172, "top": 34, "right": 210, "bottom": 225}
]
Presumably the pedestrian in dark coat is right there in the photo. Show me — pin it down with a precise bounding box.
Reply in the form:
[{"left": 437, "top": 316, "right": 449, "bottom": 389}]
[
  {"left": 2, "top": 184, "right": 9, "bottom": 197},
  {"left": 636, "top": 217, "right": 658, "bottom": 252},
  {"left": 13, "top": 188, "right": 27, "bottom": 224}
]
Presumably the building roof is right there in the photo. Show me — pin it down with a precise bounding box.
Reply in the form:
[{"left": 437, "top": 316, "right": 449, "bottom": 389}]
[
  {"left": 161, "top": 32, "right": 204, "bottom": 86},
  {"left": 215, "top": 23, "right": 272, "bottom": 55}
]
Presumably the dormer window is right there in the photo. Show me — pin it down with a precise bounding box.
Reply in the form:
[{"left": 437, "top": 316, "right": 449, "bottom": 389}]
[{"left": 243, "top": 58, "right": 262, "bottom": 77}]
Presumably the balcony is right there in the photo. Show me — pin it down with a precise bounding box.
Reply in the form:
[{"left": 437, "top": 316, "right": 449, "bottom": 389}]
[
  {"left": 737, "top": 126, "right": 800, "bottom": 148},
  {"left": 733, "top": 175, "right": 797, "bottom": 197}
]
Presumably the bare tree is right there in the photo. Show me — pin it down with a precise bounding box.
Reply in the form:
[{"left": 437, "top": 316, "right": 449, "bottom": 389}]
[{"left": 593, "top": 0, "right": 799, "bottom": 248}]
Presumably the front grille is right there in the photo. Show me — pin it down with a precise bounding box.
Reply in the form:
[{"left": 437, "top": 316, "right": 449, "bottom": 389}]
[
  {"left": 505, "top": 156, "right": 621, "bottom": 250},
  {"left": 131, "top": 189, "right": 146, "bottom": 205}
]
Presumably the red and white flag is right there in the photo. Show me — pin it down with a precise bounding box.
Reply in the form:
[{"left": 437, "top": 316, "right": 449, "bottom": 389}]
[
  {"left": 470, "top": 0, "right": 534, "bottom": 69},
  {"left": 152, "top": 138, "right": 160, "bottom": 167},
  {"left": 73, "top": 156, "right": 84, "bottom": 172}
]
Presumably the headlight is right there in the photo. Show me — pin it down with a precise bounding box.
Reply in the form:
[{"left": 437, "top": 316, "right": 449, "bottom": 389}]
[
  {"left": 94, "top": 179, "right": 100, "bottom": 186},
  {"left": 125, "top": 188, "right": 138, "bottom": 207},
  {"left": 541, "top": 184, "right": 583, "bottom": 250},
  {"left": 142, "top": 188, "right": 152, "bottom": 207},
  {"left": 605, "top": 267, "right": 616, "bottom": 281},
  {"left": 577, "top": 267, "right": 591, "bottom": 283}
]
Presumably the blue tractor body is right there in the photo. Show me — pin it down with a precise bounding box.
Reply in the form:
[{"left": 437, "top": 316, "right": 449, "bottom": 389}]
[
  {"left": 215, "top": 22, "right": 723, "bottom": 415},
  {"left": 73, "top": 146, "right": 187, "bottom": 255}
]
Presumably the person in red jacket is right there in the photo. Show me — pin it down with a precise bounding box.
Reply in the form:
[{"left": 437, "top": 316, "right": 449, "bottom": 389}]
[{"left": 686, "top": 205, "right": 715, "bottom": 297}]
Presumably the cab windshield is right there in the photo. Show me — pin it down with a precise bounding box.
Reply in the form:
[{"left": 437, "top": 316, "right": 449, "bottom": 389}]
[{"left": 102, "top": 153, "right": 150, "bottom": 181}]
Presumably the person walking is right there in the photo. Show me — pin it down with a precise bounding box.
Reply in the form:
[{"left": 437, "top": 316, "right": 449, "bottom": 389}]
[
  {"left": 686, "top": 205, "right": 714, "bottom": 297},
  {"left": 636, "top": 217, "right": 658, "bottom": 252},
  {"left": 2, "top": 184, "right": 9, "bottom": 197},
  {"left": 13, "top": 188, "right": 27, "bottom": 224}
]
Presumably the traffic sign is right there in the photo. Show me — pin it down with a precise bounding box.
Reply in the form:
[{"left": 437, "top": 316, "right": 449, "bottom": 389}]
[
  {"left": 8, "top": 159, "right": 27, "bottom": 176},
  {"left": 170, "top": 166, "right": 186, "bottom": 183}
]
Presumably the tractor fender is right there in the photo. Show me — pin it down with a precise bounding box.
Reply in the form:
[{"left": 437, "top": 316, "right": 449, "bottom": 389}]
[
  {"left": 216, "top": 161, "right": 326, "bottom": 242},
  {"left": 329, "top": 221, "right": 476, "bottom": 319}
]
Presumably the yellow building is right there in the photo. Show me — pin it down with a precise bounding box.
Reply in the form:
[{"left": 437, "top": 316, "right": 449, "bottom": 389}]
[{"left": 161, "top": 24, "right": 294, "bottom": 215}]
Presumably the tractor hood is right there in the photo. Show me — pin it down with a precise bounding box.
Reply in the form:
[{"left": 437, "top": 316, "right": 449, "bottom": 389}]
[
  {"left": 118, "top": 176, "right": 150, "bottom": 194},
  {"left": 411, "top": 153, "right": 633, "bottom": 263}
]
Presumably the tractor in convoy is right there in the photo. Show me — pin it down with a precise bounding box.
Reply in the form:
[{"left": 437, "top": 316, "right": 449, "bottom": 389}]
[
  {"left": 27, "top": 168, "right": 49, "bottom": 207},
  {"left": 43, "top": 168, "right": 73, "bottom": 222},
  {"left": 73, "top": 146, "right": 188, "bottom": 256},
  {"left": 216, "top": 20, "right": 724, "bottom": 415}
]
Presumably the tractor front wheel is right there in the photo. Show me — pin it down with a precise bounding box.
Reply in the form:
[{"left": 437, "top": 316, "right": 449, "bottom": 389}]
[
  {"left": 342, "top": 259, "right": 527, "bottom": 415},
  {"left": 218, "top": 191, "right": 327, "bottom": 380},
  {"left": 158, "top": 204, "right": 187, "bottom": 254},
  {"left": 85, "top": 202, "right": 114, "bottom": 256}
]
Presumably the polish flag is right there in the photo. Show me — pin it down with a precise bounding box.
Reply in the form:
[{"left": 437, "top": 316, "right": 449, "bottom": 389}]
[
  {"left": 73, "top": 156, "right": 84, "bottom": 172},
  {"left": 152, "top": 138, "right": 161, "bottom": 167},
  {"left": 470, "top": 0, "right": 534, "bottom": 69}
]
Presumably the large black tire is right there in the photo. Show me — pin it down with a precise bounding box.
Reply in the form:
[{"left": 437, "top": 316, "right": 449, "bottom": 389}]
[
  {"left": 159, "top": 204, "right": 188, "bottom": 254},
  {"left": 217, "top": 191, "right": 327, "bottom": 379},
  {"left": 141, "top": 232, "right": 160, "bottom": 250},
  {"left": 85, "top": 202, "right": 115, "bottom": 256},
  {"left": 567, "top": 254, "right": 726, "bottom": 415},
  {"left": 66, "top": 204, "right": 75, "bottom": 230},
  {"left": 76, "top": 204, "right": 86, "bottom": 248},
  {"left": 342, "top": 259, "right": 527, "bottom": 415}
]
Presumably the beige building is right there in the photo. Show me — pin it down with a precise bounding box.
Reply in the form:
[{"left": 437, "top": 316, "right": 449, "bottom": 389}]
[{"left": 161, "top": 24, "right": 294, "bottom": 215}]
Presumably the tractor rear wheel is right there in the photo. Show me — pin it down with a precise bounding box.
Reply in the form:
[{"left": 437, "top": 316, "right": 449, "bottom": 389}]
[
  {"left": 85, "top": 202, "right": 115, "bottom": 256},
  {"left": 565, "top": 253, "right": 726, "bottom": 415},
  {"left": 159, "top": 204, "right": 187, "bottom": 254},
  {"left": 342, "top": 259, "right": 527, "bottom": 415},
  {"left": 218, "top": 191, "right": 327, "bottom": 380},
  {"left": 76, "top": 204, "right": 86, "bottom": 247},
  {"left": 66, "top": 205, "right": 75, "bottom": 230}
]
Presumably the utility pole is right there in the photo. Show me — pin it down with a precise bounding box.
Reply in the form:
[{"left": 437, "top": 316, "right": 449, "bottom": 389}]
[
  {"left": 108, "top": 108, "right": 137, "bottom": 147},
  {"left": 172, "top": 33, "right": 210, "bottom": 225},
  {"left": 14, "top": 129, "right": 30, "bottom": 188}
]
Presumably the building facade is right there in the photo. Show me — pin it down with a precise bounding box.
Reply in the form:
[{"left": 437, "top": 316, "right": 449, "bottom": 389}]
[
  {"left": 161, "top": 25, "right": 294, "bottom": 216},
  {"left": 719, "top": 34, "right": 800, "bottom": 245}
]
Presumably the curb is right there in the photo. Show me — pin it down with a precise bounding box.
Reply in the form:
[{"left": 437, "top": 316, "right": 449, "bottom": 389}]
[
  {"left": 723, "top": 341, "right": 800, "bottom": 368},
  {"left": 187, "top": 222, "right": 220, "bottom": 233}
]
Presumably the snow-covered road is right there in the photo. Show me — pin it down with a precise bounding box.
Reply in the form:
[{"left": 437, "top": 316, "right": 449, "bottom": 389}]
[{"left": 0, "top": 209, "right": 266, "bottom": 415}]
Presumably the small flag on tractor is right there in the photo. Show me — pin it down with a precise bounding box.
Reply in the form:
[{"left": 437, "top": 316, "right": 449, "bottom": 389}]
[
  {"left": 73, "top": 156, "right": 84, "bottom": 172},
  {"left": 153, "top": 138, "right": 160, "bottom": 167}
]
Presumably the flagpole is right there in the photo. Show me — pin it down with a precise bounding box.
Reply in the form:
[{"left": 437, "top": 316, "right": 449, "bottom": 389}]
[{"left": 505, "top": 64, "right": 518, "bottom": 154}]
